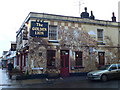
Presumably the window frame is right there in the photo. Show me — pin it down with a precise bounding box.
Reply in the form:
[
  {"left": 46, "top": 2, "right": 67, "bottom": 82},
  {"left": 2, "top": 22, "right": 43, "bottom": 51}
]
[
  {"left": 48, "top": 25, "right": 58, "bottom": 41},
  {"left": 97, "top": 29, "right": 104, "bottom": 43},
  {"left": 47, "top": 50, "right": 56, "bottom": 69},
  {"left": 75, "top": 51, "right": 83, "bottom": 66}
]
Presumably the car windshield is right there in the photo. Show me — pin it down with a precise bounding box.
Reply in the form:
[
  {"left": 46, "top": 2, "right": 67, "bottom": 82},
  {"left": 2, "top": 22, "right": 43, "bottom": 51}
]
[{"left": 98, "top": 65, "right": 111, "bottom": 70}]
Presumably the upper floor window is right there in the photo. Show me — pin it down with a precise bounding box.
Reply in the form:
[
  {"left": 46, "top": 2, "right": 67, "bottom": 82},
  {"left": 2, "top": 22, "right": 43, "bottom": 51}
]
[
  {"left": 49, "top": 25, "right": 58, "bottom": 41},
  {"left": 97, "top": 29, "right": 105, "bottom": 45},
  {"left": 97, "top": 29, "right": 103, "bottom": 42}
]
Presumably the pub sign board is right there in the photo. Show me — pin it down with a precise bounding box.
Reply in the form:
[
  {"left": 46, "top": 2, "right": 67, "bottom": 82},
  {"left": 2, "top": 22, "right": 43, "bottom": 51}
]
[
  {"left": 11, "top": 44, "right": 16, "bottom": 51},
  {"left": 30, "top": 21, "right": 48, "bottom": 37}
]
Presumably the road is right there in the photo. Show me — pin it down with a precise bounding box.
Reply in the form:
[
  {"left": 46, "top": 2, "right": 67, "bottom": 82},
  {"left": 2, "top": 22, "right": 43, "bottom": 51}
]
[
  {"left": 0, "top": 68, "right": 120, "bottom": 89},
  {"left": 3, "top": 79, "right": 119, "bottom": 88}
]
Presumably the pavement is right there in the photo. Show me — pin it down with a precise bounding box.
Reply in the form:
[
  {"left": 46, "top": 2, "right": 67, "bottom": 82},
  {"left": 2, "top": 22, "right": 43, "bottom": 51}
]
[{"left": 0, "top": 68, "right": 87, "bottom": 86}]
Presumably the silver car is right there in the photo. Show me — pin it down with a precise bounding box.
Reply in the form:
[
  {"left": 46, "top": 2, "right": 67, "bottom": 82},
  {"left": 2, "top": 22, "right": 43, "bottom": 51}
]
[{"left": 87, "top": 64, "right": 120, "bottom": 81}]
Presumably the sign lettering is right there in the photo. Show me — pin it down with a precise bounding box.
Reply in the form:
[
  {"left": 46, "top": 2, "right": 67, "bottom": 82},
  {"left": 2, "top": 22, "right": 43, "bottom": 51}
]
[{"left": 30, "top": 21, "right": 48, "bottom": 37}]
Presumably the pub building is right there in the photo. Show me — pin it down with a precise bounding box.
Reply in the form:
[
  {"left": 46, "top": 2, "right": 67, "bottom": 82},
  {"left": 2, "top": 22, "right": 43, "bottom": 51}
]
[{"left": 16, "top": 8, "right": 120, "bottom": 77}]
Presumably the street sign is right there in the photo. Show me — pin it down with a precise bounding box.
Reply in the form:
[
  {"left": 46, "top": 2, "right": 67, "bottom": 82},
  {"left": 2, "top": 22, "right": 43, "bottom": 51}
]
[{"left": 89, "top": 47, "right": 93, "bottom": 53}]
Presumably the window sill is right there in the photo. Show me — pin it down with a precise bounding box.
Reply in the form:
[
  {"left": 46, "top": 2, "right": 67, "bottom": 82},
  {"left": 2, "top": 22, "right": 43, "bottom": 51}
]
[
  {"left": 47, "top": 66, "right": 56, "bottom": 69},
  {"left": 71, "top": 66, "right": 84, "bottom": 70},
  {"left": 48, "top": 40, "right": 59, "bottom": 43},
  {"left": 97, "top": 42, "right": 105, "bottom": 45}
]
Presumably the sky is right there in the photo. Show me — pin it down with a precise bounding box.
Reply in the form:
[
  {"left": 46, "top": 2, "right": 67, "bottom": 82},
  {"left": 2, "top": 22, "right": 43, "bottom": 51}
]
[{"left": 0, "top": 0, "right": 119, "bottom": 56}]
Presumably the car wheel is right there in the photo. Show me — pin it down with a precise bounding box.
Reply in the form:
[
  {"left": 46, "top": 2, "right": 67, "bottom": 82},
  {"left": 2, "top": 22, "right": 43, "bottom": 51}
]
[{"left": 101, "top": 74, "right": 108, "bottom": 82}]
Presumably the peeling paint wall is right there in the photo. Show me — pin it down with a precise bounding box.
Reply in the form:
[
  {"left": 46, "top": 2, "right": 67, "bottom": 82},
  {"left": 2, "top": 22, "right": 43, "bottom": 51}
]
[
  {"left": 26, "top": 20, "right": 99, "bottom": 74},
  {"left": 16, "top": 13, "right": 120, "bottom": 74},
  {"left": 83, "top": 24, "right": 119, "bottom": 65}
]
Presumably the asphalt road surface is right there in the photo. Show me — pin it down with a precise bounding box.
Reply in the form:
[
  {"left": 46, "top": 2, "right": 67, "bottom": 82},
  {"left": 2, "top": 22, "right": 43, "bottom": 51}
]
[
  {"left": 1, "top": 68, "right": 120, "bottom": 90},
  {"left": 1, "top": 78, "right": 120, "bottom": 88}
]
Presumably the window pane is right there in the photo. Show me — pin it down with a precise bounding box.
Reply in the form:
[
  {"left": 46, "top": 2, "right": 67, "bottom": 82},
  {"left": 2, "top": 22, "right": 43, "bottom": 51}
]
[
  {"left": 110, "top": 64, "right": 117, "bottom": 70},
  {"left": 97, "top": 29, "right": 103, "bottom": 42},
  {"left": 75, "top": 51, "right": 82, "bottom": 66},
  {"left": 118, "top": 64, "right": 120, "bottom": 69},
  {"left": 49, "top": 25, "right": 57, "bottom": 40},
  {"left": 47, "top": 50, "right": 56, "bottom": 68}
]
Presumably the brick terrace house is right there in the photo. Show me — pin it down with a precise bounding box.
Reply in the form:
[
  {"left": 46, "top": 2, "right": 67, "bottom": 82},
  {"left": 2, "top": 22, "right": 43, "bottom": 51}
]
[{"left": 16, "top": 9, "right": 120, "bottom": 77}]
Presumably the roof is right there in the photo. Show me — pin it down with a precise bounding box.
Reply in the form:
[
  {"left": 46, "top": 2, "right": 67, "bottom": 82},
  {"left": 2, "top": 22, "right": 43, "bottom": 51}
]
[{"left": 16, "top": 12, "right": 120, "bottom": 36}]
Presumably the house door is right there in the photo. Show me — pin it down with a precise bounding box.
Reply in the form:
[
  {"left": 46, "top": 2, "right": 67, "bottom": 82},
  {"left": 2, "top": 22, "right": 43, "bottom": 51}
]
[
  {"left": 60, "top": 50, "right": 69, "bottom": 77},
  {"left": 98, "top": 52, "right": 105, "bottom": 65}
]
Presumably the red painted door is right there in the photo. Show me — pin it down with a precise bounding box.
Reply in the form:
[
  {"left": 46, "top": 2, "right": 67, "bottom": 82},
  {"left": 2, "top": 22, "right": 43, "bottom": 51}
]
[{"left": 60, "top": 50, "right": 69, "bottom": 77}]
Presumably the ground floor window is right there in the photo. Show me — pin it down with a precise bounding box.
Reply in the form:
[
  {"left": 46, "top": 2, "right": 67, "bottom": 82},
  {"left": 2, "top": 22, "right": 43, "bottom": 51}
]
[
  {"left": 17, "top": 55, "right": 19, "bottom": 65},
  {"left": 47, "top": 50, "right": 56, "bottom": 68},
  {"left": 25, "top": 54, "right": 28, "bottom": 67},
  {"left": 75, "top": 51, "right": 83, "bottom": 66}
]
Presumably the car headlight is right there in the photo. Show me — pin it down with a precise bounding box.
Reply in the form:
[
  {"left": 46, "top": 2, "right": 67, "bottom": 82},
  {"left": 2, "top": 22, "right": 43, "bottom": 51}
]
[
  {"left": 92, "top": 73, "right": 101, "bottom": 76},
  {"left": 92, "top": 73, "right": 98, "bottom": 75}
]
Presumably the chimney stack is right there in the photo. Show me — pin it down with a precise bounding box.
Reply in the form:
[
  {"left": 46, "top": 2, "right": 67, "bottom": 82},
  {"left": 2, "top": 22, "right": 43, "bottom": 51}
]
[
  {"left": 112, "top": 12, "right": 116, "bottom": 22},
  {"left": 80, "top": 7, "right": 89, "bottom": 18}
]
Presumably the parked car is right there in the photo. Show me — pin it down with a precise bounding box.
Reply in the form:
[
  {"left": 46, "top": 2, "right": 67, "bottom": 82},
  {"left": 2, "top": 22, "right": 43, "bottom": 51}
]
[{"left": 87, "top": 64, "right": 120, "bottom": 81}]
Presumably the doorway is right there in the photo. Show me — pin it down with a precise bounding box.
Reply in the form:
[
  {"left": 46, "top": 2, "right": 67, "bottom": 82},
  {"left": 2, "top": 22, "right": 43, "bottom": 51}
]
[
  {"left": 60, "top": 50, "right": 69, "bottom": 77},
  {"left": 98, "top": 52, "right": 105, "bottom": 65}
]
